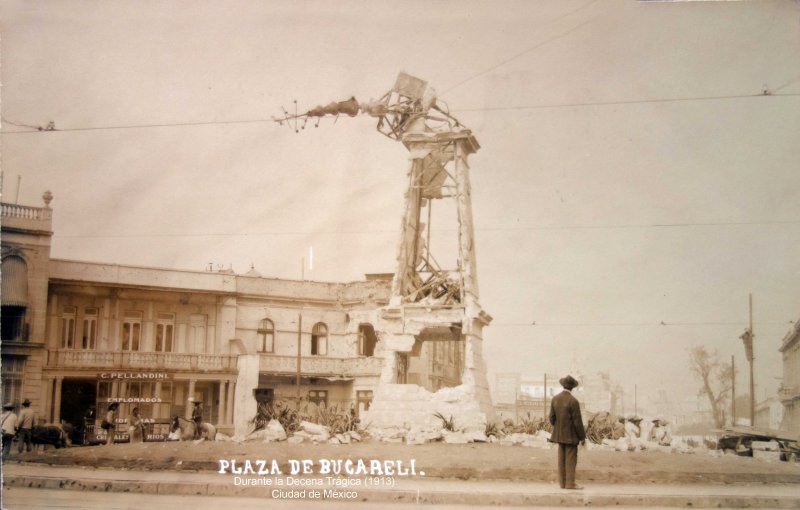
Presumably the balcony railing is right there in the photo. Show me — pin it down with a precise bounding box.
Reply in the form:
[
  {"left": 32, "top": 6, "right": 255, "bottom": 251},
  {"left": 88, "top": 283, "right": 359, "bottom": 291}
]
[
  {"left": 778, "top": 386, "right": 798, "bottom": 401},
  {"left": 47, "top": 349, "right": 237, "bottom": 372},
  {"left": 259, "top": 354, "right": 383, "bottom": 378},
  {"left": 1, "top": 202, "right": 52, "bottom": 221}
]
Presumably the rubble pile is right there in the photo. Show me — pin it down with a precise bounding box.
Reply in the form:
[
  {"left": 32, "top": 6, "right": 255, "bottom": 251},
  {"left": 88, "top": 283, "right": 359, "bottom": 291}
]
[
  {"left": 498, "top": 430, "right": 552, "bottom": 448},
  {"left": 586, "top": 412, "right": 626, "bottom": 444}
]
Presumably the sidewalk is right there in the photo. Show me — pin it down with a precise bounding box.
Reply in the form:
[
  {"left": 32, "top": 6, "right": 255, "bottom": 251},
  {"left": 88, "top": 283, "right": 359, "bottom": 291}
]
[{"left": 4, "top": 462, "right": 799, "bottom": 508}]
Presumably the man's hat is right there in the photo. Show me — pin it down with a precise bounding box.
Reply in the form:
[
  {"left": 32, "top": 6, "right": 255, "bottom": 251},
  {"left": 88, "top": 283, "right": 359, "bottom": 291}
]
[
  {"left": 3, "top": 403, "right": 14, "bottom": 410},
  {"left": 22, "top": 398, "right": 31, "bottom": 406},
  {"left": 559, "top": 375, "right": 579, "bottom": 390}
]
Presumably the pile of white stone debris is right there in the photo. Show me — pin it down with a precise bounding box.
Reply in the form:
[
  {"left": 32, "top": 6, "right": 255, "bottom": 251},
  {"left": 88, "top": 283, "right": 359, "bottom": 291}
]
[
  {"left": 219, "top": 420, "right": 362, "bottom": 445},
  {"left": 217, "top": 414, "right": 763, "bottom": 458}
]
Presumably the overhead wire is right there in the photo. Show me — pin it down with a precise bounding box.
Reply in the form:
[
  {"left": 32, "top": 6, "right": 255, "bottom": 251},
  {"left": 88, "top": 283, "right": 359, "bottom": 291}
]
[
  {"left": 452, "top": 92, "right": 800, "bottom": 113},
  {"left": 53, "top": 218, "right": 800, "bottom": 239},
  {"left": 491, "top": 321, "right": 794, "bottom": 327},
  {"left": 442, "top": 0, "right": 601, "bottom": 94},
  {"left": 2, "top": 91, "right": 797, "bottom": 135}
]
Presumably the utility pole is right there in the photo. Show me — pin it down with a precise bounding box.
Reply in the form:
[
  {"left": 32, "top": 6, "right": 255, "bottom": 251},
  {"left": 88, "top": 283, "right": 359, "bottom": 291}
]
[
  {"left": 739, "top": 293, "right": 755, "bottom": 427},
  {"left": 296, "top": 313, "right": 302, "bottom": 400},
  {"left": 749, "top": 293, "right": 755, "bottom": 426},
  {"left": 543, "top": 373, "right": 548, "bottom": 420},
  {"left": 731, "top": 355, "right": 736, "bottom": 426}
]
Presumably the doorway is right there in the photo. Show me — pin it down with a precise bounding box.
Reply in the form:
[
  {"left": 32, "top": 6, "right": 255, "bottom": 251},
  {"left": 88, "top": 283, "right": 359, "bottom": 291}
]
[{"left": 60, "top": 379, "right": 97, "bottom": 444}]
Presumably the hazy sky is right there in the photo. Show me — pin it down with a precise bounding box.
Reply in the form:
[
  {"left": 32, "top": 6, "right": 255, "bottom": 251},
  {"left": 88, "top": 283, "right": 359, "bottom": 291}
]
[{"left": 2, "top": 0, "right": 799, "bottom": 411}]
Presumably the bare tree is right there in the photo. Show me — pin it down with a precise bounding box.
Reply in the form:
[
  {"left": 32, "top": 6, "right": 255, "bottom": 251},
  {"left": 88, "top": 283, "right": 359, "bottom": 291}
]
[{"left": 689, "top": 346, "right": 734, "bottom": 428}]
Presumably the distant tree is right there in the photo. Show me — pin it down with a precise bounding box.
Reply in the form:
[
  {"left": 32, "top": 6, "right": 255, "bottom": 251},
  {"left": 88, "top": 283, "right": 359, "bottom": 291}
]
[{"left": 689, "top": 346, "right": 734, "bottom": 428}]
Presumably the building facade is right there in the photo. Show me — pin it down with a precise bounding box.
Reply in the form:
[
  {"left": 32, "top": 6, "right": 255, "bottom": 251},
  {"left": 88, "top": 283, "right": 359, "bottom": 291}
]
[
  {"left": 778, "top": 320, "right": 800, "bottom": 435},
  {"left": 1, "top": 194, "right": 53, "bottom": 416},
  {"left": 2, "top": 195, "right": 476, "bottom": 440}
]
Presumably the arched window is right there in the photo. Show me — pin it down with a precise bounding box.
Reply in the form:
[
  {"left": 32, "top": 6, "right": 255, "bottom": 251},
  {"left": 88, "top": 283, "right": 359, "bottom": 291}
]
[
  {"left": 311, "top": 322, "right": 327, "bottom": 356},
  {"left": 258, "top": 318, "right": 275, "bottom": 353},
  {"left": 358, "top": 323, "right": 377, "bottom": 357},
  {"left": 1, "top": 256, "right": 28, "bottom": 341}
]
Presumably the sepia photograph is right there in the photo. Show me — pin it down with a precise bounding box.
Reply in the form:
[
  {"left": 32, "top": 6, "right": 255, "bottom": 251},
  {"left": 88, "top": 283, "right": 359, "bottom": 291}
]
[{"left": 1, "top": 1, "right": 799, "bottom": 508}]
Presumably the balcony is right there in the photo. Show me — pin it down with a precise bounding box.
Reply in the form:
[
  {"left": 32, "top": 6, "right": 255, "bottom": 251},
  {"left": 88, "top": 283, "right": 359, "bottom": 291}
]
[
  {"left": 778, "top": 385, "right": 798, "bottom": 402},
  {"left": 46, "top": 349, "right": 237, "bottom": 372},
  {"left": 1, "top": 201, "right": 53, "bottom": 234},
  {"left": 259, "top": 354, "right": 383, "bottom": 378}
]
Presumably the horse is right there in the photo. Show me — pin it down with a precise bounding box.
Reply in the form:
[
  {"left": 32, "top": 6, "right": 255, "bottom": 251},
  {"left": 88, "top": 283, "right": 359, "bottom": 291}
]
[
  {"left": 171, "top": 416, "right": 216, "bottom": 441},
  {"left": 30, "top": 423, "right": 69, "bottom": 450}
]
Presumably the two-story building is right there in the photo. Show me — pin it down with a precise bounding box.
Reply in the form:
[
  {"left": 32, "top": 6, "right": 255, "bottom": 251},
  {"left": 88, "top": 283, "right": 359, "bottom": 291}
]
[
  {"left": 2, "top": 193, "right": 466, "bottom": 440},
  {"left": 1, "top": 193, "right": 53, "bottom": 414}
]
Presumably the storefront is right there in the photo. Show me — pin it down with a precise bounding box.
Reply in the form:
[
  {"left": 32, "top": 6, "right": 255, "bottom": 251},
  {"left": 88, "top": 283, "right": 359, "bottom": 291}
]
[{"left": 50, "top": 370, "right": 236, "bottom": 444}]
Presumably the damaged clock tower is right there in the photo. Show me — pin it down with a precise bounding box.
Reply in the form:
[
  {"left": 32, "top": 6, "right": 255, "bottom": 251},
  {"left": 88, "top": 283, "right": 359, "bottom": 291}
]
[{"left": 276, "top": 73, "right": 494, "bottom": 433}]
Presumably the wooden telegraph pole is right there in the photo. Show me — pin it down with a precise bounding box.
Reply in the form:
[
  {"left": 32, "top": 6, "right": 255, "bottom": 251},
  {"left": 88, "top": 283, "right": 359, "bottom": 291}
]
[
  {"left": 731, "top": 355, "right": 736, "bottom": 426},
  {"left": 748, "top": 293, "right": 755, "bottom": 426},
  {"left": 739, "top": 294, "right": 755, "bottom": 427},
  {"left": 543, "top": 373, "right": 548, "bottom": 420},
  {"left": 296, "top": 313, "right": 302, "bottom": 400}
]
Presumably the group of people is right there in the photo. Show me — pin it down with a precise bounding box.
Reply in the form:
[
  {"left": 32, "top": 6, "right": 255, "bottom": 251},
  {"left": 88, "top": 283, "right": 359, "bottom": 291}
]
[
  {"left": 100, "top": 398, "right": 204, "bottom": 444},
  {"left": 100, "top": 403, "right": 147, "bottom": 444},
  {"left": 3, "top": 385, "right": 587, "bottom": 488},
  {"left": 1, "top": 399, "right": 36, "bottom": 456}
]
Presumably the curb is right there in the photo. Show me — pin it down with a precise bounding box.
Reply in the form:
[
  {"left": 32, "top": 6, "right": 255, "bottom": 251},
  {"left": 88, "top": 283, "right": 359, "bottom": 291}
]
[
  {"left": 13, "top": 458, "right": 800, "bottom": 485},
  {"left": 5, "top": 474, "right": 800, "bottom": 508}
]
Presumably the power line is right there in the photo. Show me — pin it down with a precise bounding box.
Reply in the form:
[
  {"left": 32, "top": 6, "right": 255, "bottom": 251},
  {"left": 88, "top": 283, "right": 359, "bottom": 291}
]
[
  {"left": 453, "top": 92, "right": 800, "bottom": 113},
  {"left": 443, "top": 0, "right": 600, "bottom": 94},
  {"left": 0, "top": 116, "right": 274, "bottom": 134},
  {"left": 53, "top": 219, "right": 800, "bottom": 239},
  {"left": 492, "top": 321, "right": 794, "bottom": 327},
  {"left": 2, "top": 91, "right": 797, "bottom": 136}
]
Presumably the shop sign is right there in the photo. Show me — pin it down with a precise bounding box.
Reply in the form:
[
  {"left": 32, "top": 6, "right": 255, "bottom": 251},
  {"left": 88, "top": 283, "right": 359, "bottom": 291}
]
[
  {"left": 98, "top": 372, "right": 170, "bottom": 380},
  {"left": 106, "top": 397, "right": 163, "bottom": 403}
]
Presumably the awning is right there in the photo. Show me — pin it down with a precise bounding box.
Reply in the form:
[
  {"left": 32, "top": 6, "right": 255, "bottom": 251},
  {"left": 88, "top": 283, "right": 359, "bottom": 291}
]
[{"left": 1, "top": 256, "right": 28, "bottom": 307}]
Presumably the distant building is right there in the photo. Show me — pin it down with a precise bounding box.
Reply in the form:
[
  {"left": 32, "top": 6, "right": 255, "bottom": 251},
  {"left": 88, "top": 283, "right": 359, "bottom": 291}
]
[
  {"left": 492, "top": 371, "right": 623, "bottom": 422},
  {"left": 493, "top": 372, "right": 554, "bottom": 421},
  {"left": 778, "top": 320, "right": 800, "bottom": 434},
  {"left": 755, "top": 397, "right": 784, "bottom": 431},
  {"left": 580, "top": 372, "right": 624, "bottom": 416}
]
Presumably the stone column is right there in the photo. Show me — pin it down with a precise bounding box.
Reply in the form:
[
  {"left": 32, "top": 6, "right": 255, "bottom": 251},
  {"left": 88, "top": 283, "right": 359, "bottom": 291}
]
[
  {"left": 234, "top": 354, "right": 258, "bottom": 436},
  {"left": 454, "top": 140, "right": 479, "bottom": 304},
  {"left": 186, "top": 379, "right": 196, "bottom": 419},
  {"left": 43, "top": 377, "right": 54, "bottom": 422},
  {"left": 217, "top": 380, "right": 226, "bottom": 425},
  {"left": 53, "top": 377, "right": 63, "bottom": 423},
  {"left": 226, "top": 380, "right": 235, "bottom": 425}
]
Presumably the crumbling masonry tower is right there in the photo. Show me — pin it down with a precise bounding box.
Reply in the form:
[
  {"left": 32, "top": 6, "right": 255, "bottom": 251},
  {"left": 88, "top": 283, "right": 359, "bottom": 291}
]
[{"left": 277, "top": 73, "right": 494, "bottom": 432}]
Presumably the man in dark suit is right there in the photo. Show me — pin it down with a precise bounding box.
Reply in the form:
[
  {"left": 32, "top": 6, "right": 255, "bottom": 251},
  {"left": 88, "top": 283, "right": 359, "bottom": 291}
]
[{"left": 549, "top": 375, "right": 586, "bottom": 490}]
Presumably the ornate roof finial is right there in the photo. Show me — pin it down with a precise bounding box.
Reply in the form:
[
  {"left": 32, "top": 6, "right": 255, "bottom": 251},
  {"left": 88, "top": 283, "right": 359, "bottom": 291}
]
[{"left": 42, "top": 190, "right": 53, "bottom": 207}]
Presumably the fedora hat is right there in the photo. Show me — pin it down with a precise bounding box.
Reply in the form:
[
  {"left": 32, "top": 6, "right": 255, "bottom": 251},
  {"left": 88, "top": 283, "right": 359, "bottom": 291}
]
[
  {"left": 559, "top": 375, "right": 579, "bottom": 390},
  {"left": 22, "top": 398, "right": 31, "bottom": 406}
]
